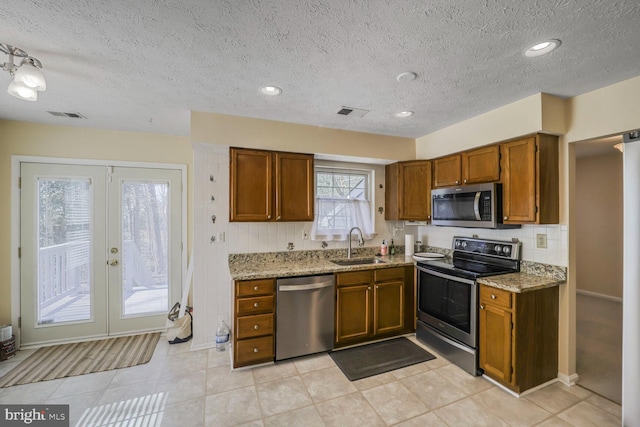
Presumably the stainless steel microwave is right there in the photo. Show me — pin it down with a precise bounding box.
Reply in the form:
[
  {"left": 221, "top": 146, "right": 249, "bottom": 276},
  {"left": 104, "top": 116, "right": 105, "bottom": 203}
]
[{"left": 431, "top": 183, "right": 519, "bottom": 228}]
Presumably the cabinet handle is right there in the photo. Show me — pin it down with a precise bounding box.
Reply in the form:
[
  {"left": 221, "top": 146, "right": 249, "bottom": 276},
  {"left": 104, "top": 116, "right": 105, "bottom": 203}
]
[
  {"left": 491, "top": 295, "right": 497, "bottom": 300},
  {"left": 480, "top": 304, "right": 485, "bottom": 310},
  {"left": 254, "top": 325, "right": 259, "bottom": 330},
  {"left": 254, "top": 285, "right": 259, "bottom": 291},
  {"left": 253, "top": 302, "right": 259, "bottom": 308},
  {"left": 463, "top": 179, "right": 467, "bottom": 184},
  {"left": 253, "top": 348, "right": 259, "bottom": 353},
  {"left": 504, "top": 216, "right": 508, "bottom": 221}
]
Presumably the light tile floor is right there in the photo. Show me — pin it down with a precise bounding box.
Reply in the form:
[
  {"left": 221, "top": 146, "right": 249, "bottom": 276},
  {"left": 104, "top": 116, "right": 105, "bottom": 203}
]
[
  {"left": 576, "top": 293, "right": 622, "bottom": 404},
  {"left": 0, "top": 335, "right": 622, "bottom": 426}
]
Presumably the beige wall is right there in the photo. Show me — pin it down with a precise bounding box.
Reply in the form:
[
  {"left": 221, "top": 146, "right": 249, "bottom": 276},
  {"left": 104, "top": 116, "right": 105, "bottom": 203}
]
[
  {"left": 0, "top": 120, "right": 192, "bottom": 325},
  {"left": 575, "top": 153, "right": 623, "bottom": 298},
  {"left": 191, "top": 111, "right": 416, "bottom": 161}
]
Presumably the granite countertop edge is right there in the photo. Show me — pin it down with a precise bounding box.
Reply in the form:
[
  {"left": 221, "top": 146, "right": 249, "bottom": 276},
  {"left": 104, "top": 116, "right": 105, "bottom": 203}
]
[
  {"left": 229, "top": 255, "right": 415, "bottom": 281},
  {"left": 477, "top": 272, "right": 565, "bottom": 293}
]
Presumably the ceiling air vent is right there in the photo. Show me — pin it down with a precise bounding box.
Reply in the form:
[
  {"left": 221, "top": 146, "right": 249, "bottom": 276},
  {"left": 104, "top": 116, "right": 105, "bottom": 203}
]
[
  {"left": 47, "top": 111, "right": 87, "bottom": 119},
  {"left": 336, "top": 106, "right": 369, "bottom": 118}
]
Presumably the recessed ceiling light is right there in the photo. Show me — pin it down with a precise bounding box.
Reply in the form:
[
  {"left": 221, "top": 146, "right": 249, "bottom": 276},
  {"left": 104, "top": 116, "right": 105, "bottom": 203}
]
[
  {"left": 396, "top": 72, "right": 417, "bottom": 82},
  {"left": 260, "top": 85, "right": 282, "bottom": 96},
  {"left": 395, "top": 111, "right": 414, "bottom": 118},
  {"left": 524, "top": 39, "right": 561, "bottom": 57}
]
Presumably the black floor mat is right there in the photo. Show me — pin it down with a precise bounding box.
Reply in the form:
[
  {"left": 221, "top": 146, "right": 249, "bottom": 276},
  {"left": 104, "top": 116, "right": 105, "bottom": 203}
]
[{"left": 329, "top": 337, "right": 436, "bottom": 381}]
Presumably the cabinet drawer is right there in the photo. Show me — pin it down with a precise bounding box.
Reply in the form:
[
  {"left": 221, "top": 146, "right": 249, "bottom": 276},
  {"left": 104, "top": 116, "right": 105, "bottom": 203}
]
[
  {"left": 336, "top": 270, "right": 373, "bottom": 286},
  {"left": 236, "top": 295, "right": 274, "bottom": 315},
  {"left": 235, "top": 336, "right": 274, "bottom": 365},
  {"left": 480, "top": 285, "right": 512, "bottom": 309},
  {"left": 236, "top": 279, "right": 275, "bottom": 297},
  {"left": 236, "top": 313, "right": 274, "bottom": 339},
  {"left": 374, "top": 267, "right": 405, "bottom": 282}
]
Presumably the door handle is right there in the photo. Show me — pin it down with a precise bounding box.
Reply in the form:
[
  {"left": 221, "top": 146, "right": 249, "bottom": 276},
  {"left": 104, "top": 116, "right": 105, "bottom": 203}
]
[{"left": 109, "top": 259, "right": 119, "bottom": 266}]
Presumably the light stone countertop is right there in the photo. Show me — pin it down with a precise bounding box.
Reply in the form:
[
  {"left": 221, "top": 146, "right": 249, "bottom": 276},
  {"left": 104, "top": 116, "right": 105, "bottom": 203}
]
[
  {"left": 228, "top": 253, "right": 415, "bottom": 281},
  {"left": 228, "top": 248, "right": 566, "bottom": 292},
  {"left": 477, "top": 272, "right": 565, "bottom": 293}
]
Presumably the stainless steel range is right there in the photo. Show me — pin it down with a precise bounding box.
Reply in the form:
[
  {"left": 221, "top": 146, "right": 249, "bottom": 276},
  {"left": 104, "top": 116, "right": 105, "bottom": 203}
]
[{"left": 415, "top": 236, "right": 521, "bottom": 376}]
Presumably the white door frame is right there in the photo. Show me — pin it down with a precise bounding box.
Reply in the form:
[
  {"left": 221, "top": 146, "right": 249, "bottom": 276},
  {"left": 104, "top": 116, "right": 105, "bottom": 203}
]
[{"left": 11, "top": 155, "right": 187, "bottom": 348}]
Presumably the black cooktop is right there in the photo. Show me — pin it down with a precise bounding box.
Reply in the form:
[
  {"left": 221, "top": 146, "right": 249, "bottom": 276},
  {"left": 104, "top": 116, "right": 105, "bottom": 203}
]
[
  {"left": 417, "top": 237, "right": 521, "bottom": 280},
  {"left": 417, "top": 258, "right": 517, "bottom": 280}
]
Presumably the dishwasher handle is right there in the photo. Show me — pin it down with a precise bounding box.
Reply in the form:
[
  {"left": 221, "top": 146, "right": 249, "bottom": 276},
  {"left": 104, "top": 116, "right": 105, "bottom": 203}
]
[{"left": 278, "top": 281, "right": 334, "bottom": 292}]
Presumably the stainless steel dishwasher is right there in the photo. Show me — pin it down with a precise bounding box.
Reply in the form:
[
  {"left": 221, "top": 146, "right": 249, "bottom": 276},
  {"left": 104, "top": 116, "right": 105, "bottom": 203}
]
[{"left": 276, "top": 274, "right": 335, "bottom": 360}]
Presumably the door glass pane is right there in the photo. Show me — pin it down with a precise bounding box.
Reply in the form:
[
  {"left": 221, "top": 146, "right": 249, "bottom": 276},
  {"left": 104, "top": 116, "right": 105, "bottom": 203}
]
[
  {"left": 121, "top": 180, "right": 170, "bottom": 316},
  {"left": 37, "top": 177, "right": 92, "bottom": 324}
]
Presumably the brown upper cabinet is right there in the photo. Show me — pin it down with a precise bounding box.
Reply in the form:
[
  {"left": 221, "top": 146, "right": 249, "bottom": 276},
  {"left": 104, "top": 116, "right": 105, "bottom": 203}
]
[
  {"left": 433, "top": 145, "right": 501, "bottom": 188},
  {"left": 501, "top": 134, "right": 559, "bottom": 224},
  {"left": 385, "top": 160, "right": 432, "bottom": 221},
  {"left": 230, "top": 147, "right": 314, "bottom": 222}
]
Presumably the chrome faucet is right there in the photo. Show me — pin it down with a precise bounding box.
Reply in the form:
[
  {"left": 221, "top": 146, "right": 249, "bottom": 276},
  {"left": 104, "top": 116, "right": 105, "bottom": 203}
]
[{"left": 347, "top": 227, "right": 365, "bottom": 259}]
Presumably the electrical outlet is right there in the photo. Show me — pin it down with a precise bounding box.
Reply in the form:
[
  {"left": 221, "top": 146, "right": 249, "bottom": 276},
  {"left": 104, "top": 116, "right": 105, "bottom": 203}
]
[
  {"left": 302, "top": 230, "right": 309, "bottom": 240},
  {"left": 536, "top": 234, "right": 547, "bottom": 248}
]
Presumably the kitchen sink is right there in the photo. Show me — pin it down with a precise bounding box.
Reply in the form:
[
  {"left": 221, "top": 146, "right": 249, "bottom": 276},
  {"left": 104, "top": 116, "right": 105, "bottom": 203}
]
[{"left": 330, "top": 257, "right": 389, "bottom": 266}]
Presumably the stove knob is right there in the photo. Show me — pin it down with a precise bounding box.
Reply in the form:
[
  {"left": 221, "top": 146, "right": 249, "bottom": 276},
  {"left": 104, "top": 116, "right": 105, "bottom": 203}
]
[
  {"left": 455, "top": 240, "right": 461, "bottom": 248},
  {"left": 503, "top": 246, "right": 511, "bottom": 255},
  {"left": 461, "top": 241, "right": 467, "bottom": 248},
  {"left": 494, "top": 245, "right": 502, "bottom": 254}
]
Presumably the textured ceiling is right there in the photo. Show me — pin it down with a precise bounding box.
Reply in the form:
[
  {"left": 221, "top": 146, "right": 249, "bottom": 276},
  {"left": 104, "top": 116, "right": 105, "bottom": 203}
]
[{"left": 1, "top": 0, "right": 640, "bottom": 138}]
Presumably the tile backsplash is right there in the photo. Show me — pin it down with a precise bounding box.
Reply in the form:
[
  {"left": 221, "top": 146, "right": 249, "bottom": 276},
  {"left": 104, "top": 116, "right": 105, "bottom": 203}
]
[{"left": 226, "top": 222, "right": 567, "bottom": 267}]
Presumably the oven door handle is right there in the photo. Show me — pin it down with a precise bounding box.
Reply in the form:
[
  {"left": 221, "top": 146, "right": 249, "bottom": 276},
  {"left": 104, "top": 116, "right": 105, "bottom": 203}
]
[
  {"left": 416, "top": 266, "right": 475, "bottom": 285},
  {"left": 473, "top": 191, "right": 482, "bottom": 220}
]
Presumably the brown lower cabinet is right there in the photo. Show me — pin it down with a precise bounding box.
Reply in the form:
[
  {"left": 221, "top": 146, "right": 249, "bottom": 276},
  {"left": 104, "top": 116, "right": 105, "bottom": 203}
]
[
  {"left": 233, "top": 278, "right": 275, "bottom": 368},
  {"left": 479, "top": 284, "right": 558, "bottom": 394},
  {"left": 335, "top": 266, "right": 414, "bottom": 347}
]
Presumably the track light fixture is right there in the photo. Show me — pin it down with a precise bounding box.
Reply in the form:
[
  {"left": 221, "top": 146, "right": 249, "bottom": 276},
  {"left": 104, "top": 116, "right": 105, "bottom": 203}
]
[{"left": 1, "top": 43, "right": 46, "bottom": 101}]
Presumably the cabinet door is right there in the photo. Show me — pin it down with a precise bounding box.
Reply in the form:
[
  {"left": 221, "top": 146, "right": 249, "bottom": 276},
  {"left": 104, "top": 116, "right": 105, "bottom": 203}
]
[
  {"left": 373, "top": 280, "right": 404, "bottom": 335},
  {"left": 433, "top": 155, "right": 461, "bottom": 187},
  {"left": 398, "top": 161, "right": 431, "bottom": 220},
  {"left": 336, "top": 285, "right": 371, "bottom": 344},
  {"left": 462, "top": 145, "right": 500, "bottom": 184},
  {"left": 230, "top": 148, "right": 273, "bottom": 221},
  {"left": 502, "top": 138, "right": 537, "bottom": 223},
  {"left": 479, "top": 303, "right": 513, "bottom": 384},
  {"left": 275, "top": 152, "right": 314, "bottom": 221}
]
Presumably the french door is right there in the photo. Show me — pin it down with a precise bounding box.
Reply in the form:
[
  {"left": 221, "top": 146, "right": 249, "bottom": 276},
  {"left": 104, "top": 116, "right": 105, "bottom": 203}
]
[{"left": 20, "top": 163, "right": 183, "bottom": 346}]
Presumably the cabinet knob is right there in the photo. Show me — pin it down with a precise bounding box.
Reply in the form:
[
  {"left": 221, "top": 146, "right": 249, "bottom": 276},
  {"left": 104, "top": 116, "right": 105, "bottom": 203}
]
[
  {"left": 253, "top": 348, "right": 259, "bottom": 353},
  {"left": 491, "top": 294, "right": 497, "bottom": 300},
  {"left": 254, "top": 285, "right": 259, "bottom": 291},
  {"left": 455, "top": 180, "right": 460, "bottom": 184},
  {"left": 504, "top": 216, "right": 508, "bottom": 221},
  {"left": 254, "top": 325, "right": 259, "bottom": 330},
  {"left": 267, "top": 215, "right": 271, "bottom": 219},
  {"left": 480, "top": 304, "right": 485, "bottom": 310},
  {"left": 253, "top": 302, "right": 259, "bottom": 308},
  {"left": 463, "top": 179, "right": 467, "bottom": 184},
  {"left": 277, "top": 216, "right": 281, "bottom": 220},
  {"left": 368, "top": 287, "right": 371, "bottom": 290}
]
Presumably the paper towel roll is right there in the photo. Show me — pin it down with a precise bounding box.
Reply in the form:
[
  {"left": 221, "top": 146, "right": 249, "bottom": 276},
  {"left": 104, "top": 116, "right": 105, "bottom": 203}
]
[{"left": 405, "top": 234, "right": 415, "bottom": 256}]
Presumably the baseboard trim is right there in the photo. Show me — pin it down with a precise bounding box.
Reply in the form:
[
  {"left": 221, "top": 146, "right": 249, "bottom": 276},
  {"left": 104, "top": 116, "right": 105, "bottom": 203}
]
[
  {"left": 577, "top": 289, "right": 622, "bottom": 303},
  {"left": 558, "top": 372, "right": 580, "bottom": 387}
]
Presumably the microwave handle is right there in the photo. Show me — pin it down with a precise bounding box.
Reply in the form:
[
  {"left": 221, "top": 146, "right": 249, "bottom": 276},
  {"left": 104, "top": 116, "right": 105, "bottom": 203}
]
[{"left": 473, "top": 192, "right": 482, "bottom": 220}]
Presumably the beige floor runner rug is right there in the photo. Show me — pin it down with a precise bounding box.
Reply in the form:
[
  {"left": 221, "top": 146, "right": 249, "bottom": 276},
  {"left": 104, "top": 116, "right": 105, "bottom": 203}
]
[{"left": 0, "top": 332, "right": 160, "bottom": 388}]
